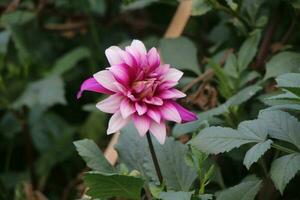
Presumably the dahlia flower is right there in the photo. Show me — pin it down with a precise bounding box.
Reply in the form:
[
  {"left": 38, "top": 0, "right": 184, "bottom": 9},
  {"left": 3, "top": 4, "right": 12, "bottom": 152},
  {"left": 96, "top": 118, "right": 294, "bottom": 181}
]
[{"left": 78, "top": 40, "right": 197, "bottom": 144}]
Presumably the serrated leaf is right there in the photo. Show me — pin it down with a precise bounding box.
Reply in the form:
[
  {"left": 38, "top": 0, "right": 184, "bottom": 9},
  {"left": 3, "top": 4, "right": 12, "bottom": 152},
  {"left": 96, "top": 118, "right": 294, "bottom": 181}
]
[
  {"left": 270, "top": 153, "right": 300, "bottom": 194},
  {"left": 264, "top": 104, "right": 300, "bottom": 112},
  {"left": 258, "top": 110, "right": 300, "bottom": 149},
  {"left": 237, "top": 30, "right": 261, "bottom": 72},
  {"left": 13, "top": 76, "right": 66, "bottom": 109},
  {"left": 264, "top": 52, "right": 300, "bottom": 80},
  {"left": 216, "top": 179, "right": 262, "bottom": 200},
  {"left": 276, "top": 73, "right": 300, "bottom": 97},
  {"left": 51, "top": 47, "right": 90, "bottom": 75},
  {"left": 243, "top": 139, "right": 273, "bottom": 169},
  {"left": 74, "top": 139, "right": 114, "bottom": 173},
  {"left": 160, "top": 37, "right": 200, "bottom": 74},
  {"left": 159, "top": 191, "right": 193, "bottom": 200},
  {"left": 115, "top": 123, "right": 152, "bottom": 181},
  {"left": 192, "top": 0, "right": 213, "bottom": 16},
  {"left": 144, "top": 137, "right": 197, "bottom": 191},
  {"left": 190, "top": 126, "right": 262, "bottom": 154},
  {"left": 84, "top": 171, "right": 144, "bottom": 200}
]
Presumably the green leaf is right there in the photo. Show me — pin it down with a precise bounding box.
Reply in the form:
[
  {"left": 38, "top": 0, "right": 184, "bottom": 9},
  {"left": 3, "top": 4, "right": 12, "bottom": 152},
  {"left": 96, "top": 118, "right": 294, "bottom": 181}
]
[
  {"left": 84, "top": 171, "right": 144, "bottom": 200},
  {"left": 159, "top": 191, "right": 193, "bottom": 200},
  {"left": 225, "top": 0, "right": 238, "bottom": 11},
  {"left": 144, "top": 137, "right": 197, "bottom": 191},
  {"left": 243, "top": 139, "right": 273, "bottom": 169},
  {"left": 115, "top": 123, "right": 152, "bottom": 181},
  {"left": 122, "top": 0, "right": 158, "bottom": 11},
  {"left": 258, "top": 110, "right": 300, "bottom": 149},
  {"left": 264, "top": 52, "right": 300, "bottom": 80},
  {"left": 225, "top": 85, "right": 262, "bottom": 106},
  {"left": 160, "top": 37, "right": 200, "bottom": 74},
  {"left": 88, "top": 0, "right": 106, "bottom": 15},
  {"left": 74, "top": 139, "right": 114, "bottom": 173},
  {"left": 51, "top": 47, "right": 90, "bottom": 75},
  {"left": 1, "top": 11, "right": 35, "bottom": 26},
  {"left": 224, "top": 53, "right": 239, "bottom": 78},
  {"left": 239, "top": 71, "right": 261, "bottom": 87},
  {"left": 237, "top": 30, "right": 261, "bottom": 72},
  {"left": 216, "top": 179, "right": 262, "bottom": 200},
  {"left": 13, "top": 76, "right": 66, "bottom": 109},
  {"left": 276, "top": 73, "right": 300, "bottom": 97},
  {"left": 191, "top": 0, "right": 213, "bottom": 16},
  {"left": 270, "top": 153, "right": 300, "bottom": 194},
  {"left": 0, "top": 30, "right": 11, "bottom": 54}
]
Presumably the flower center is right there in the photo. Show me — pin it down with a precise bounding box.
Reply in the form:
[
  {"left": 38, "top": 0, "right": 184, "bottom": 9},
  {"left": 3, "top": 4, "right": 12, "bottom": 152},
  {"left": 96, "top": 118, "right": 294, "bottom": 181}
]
[{"left": 131, "top": 78, "right": 159, "bottom": 99}]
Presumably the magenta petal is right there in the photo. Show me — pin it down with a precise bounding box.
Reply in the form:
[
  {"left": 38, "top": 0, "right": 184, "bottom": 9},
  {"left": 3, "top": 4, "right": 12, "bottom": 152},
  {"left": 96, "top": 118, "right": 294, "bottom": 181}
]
[
  {"left": 109, "top": 65, "right": 130, "bottom": 85},
  {"left": 171, "top": 102, "right": 198, "bottom": 123},
  {"left": 96, "top": 94, "right": 123, "bottom": 113},
  {"left": 147, "top": 47, "right": 160, "bottom": 68},
  {"left": 159, "top": 89, "right": 186, "bottom": 99},
  {"left": 105, "top": 46, "right": 123, "bottom": 65},
  {"left": 107, "top": 111, "right": 130, "bottom": 134},
  {"left": 77, "top": 77, "right": 114, "bottom": 99},
  {"left": 133, "top": 114, "right": 150, "bottom": 136},
  {"left": 164, "top": 68, "right": 183, "bottom": 82},
  {"left": 149, "top": 121, "right": 166, "bottom": 144},
  {"left": 120, "top": 98, "right": 135, "bottom": 118},
  {"left": 146, "top": 108, "right": 161, "bottom": 123},
  {"left": 93, "top": 70, "right": 119, "bottom": 92},
  {"left": 160, "top": 101, "right": 181, "bottom": 123},
  {"left": 143, "top": 97, "right": 163, "bottom": 106},
  {"left": 135, "top": 102, "right": 147, "bottom": 115}
]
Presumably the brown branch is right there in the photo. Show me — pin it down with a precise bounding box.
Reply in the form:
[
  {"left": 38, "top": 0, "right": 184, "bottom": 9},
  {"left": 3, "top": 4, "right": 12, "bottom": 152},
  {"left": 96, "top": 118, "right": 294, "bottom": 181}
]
[{"left": 252, "top": 5, "right": 282, "bottom": 70}]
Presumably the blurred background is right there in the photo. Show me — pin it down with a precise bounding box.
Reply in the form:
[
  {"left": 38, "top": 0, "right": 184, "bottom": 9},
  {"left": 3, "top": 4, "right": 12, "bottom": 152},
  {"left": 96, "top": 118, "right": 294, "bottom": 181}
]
[{"left": 1, "top": 0, "right": 299, "bottom": 199}]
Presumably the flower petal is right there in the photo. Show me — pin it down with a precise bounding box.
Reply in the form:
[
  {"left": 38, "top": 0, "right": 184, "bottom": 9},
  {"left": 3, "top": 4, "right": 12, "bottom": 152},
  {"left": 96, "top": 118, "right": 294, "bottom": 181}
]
[
  {"left": 133, "top": 114, "right": 150, "bottom": 136},
  {"left": 93, "top": 70, "right": 119, "bottom": 92},
  {"left": 108, "top": 65, "right": 130, "bottom": 85},
  {"left": 143, "top": 97, "right": 163, "bottom": 105},
  {"left": 96, "top": 94, "right": 123, "bottom": 113},
  {"left": 135, "top": 102, "right": 147, "bottom": 115},
  {"left": 107, "top": 111, "right": 130, "bottom": 134},
  {"left": 131, "top": 39, "right": 147, "bottom": 55},
  {"left": 164, "top": 68, "right": 184, "bottom": 82},
  {"left": 147, "top": 47, "right": 160, "bottom": 68},
  {"left": 171, "top": 102, "right": 198, "bottom": 122},
  {"left": 120, "top": 98, "right": 135, "bottom": 118},
  {"left": 146, "top": 108, "right": 161, "bottom": 123},
  {"left": 105, "top": 46, "right": 123, "bottom": 65},
  {"left": 77, "top": 77, "right": 114, "bottom": 99},
  {"left": 159, "top": 89, "right": 186, "bottom": 99},
  {"left": 149, "top": 121, "right": 166, "bottom": 144},
  {"left": 160, "top": 101, "right": 181, "bottom": 123}
]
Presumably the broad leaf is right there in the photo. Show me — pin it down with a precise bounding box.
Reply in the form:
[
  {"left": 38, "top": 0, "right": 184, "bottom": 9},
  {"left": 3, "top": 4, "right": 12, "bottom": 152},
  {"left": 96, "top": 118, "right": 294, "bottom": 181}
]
[
  {"left": 243, "top": 139, "right": 273, "bottom": 169},
  {"left": 13, "top": 76, "right": 66, "bottom": 109},
  {"left": 225, "top": 85, "right": 262, "bottom": 106},
  {"left": 270, "top": 153, "right": 300, "bottom": 194},
  {"left": 159, "top": 191, "right": 193, "bottom": 200},
  {"left": 224, "top": 53, "right": 239, "bottom": 78},
  {"left": 0, "top": 30, "right": 11, "bottom": 54},
  {"left": 84, "top": 171, "right": 144, "bottom": 200},
  {"left": 258, "top": 110, "right": 300, "bottom": 149},
  {"left": 160, "top": 37, "right": 200, "bottom": 74},
  {"left": 276, "top": 73, "right": 300, "bottom": 97},
  {"left": 51, "top": 47, "right": 90, "bottom": 75},
  {"left": 74, "top": 139, "right": 114, "bottom": 173},
  {"left": 237, "top": 30, "right": 261, "bottom": 72},
  {"left": 216, "top": 179, "right": 262, "bottom": 200},
  {"left": 115, "top": 123, "right": 152, "bottom": 181},
  {"left": 191, "top": 0, "right": 213, "bottom": 16},
  {"left": 264, "top": 52, "right": 300, "bottom": 80}
]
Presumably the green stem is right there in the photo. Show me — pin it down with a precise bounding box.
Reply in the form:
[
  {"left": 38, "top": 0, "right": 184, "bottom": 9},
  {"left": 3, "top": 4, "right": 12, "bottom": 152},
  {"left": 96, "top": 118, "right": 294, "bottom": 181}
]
[
  {"left": 146, "top": 132, "right": 164, "bottom": 185},
  {"left": 271, "top": 143, "right": 297, "bottom": 154}
]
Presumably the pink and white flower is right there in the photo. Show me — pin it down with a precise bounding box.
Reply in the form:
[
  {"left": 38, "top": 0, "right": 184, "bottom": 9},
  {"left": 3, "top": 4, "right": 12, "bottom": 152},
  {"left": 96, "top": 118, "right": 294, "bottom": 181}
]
[{"left": 77, "top": 40, "right": 197, "bottom": 144}]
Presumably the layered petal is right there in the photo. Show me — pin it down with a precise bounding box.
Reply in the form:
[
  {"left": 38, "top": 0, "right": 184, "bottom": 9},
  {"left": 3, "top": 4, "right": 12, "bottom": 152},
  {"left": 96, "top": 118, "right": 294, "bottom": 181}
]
[
  {"left": 96, "top": 94, "right": 123, "bottom": 113},
  {"left": 77, "top": 77, "right": 114, "bottom": 99},
  {"left": 93, "top": 70, "right": 119, "bottom": 92},
  {"left": 147, "top": 47, "right": 160, "bottom": 69},
  {"left": 107, "top": 111, "right": 130, "bottom": 134},
  {"left": 160, "top": 101, "right": 181, "bottom": 123},
  {"left": 120, "top": 98, "right": 135, "bottom": 118},
  {"left": 143, "top": 97, "right": 163, "bottom": 106},
  {"left": 135, "top": 102, "right": 147, "bottom": 115},
  {"left": 164, "top": 68, "right": 183, "bottom": 82},
  {"left": 146, "top": 108, "right": 161, "bottom": 123},
  {"left": 149, "top": 121, "right": 166, "bottom": 144},
  {"left": 105, "top": 46, "right": 123, "bottom": 65},
  {"left": 171, "top": 102, "right": 198, "bottom": 122},
  {"left": 108, "top": 65, "right": 130, "bottom": 85},
  {"left": 133, "top": 114, "right": 150, "bottom": 136},
  {"left": 159, "top": 89, "right": 186, "bottom": 99}
]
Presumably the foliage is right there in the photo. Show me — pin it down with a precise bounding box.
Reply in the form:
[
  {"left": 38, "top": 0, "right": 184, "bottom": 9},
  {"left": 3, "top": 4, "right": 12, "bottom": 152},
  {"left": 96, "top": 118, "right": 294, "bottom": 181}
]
[{"left": 1, "top": 0, "right": 300, "bottom": 199}]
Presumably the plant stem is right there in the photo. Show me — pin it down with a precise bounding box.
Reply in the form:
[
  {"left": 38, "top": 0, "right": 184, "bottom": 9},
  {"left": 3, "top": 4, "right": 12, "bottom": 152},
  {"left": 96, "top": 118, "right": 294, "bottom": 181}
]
[
  {"left": 146, "top": 132, "right": 163, "bottom": 185},
  {"left": 271, "top": 143, "right": 297, "bottom": 154}
]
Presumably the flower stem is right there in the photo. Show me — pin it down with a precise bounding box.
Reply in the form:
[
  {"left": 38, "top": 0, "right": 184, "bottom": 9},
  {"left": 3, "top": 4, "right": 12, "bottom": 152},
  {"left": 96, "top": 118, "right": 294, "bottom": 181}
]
[
  {"left": 146, "top": 132, "right": 164, "bottom": 185},
  {"left": 271, "top": 143, "right": 297, "bottom": 154}
]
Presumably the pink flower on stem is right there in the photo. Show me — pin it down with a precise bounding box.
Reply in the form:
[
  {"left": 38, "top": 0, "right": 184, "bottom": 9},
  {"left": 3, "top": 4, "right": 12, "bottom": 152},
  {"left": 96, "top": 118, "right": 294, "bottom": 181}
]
[{"left": 77, "top": 40, "right": 197, "bottom": 144}]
